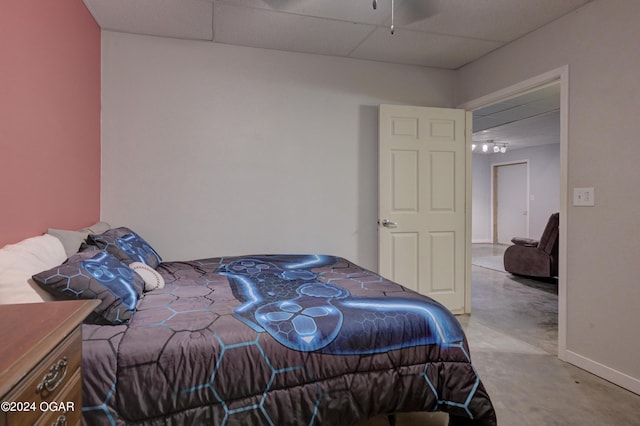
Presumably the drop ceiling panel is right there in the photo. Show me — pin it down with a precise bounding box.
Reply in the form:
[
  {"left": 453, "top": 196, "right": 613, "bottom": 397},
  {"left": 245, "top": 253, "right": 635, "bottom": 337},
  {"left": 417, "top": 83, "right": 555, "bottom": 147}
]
[
  {"left": 405, "top": 0, "right": 592, "bottom": 42},
  {"left": 473, "top": 83, "right": 560, "bottom": 132},
  {"left": 82, "top": 0, "right": 214, "bottom": 40},
  {"left": 474, "top": 105, "right": 560, "bottom": 132},
  {"left": 220, "top": 0, "right": 392, "bottom": 25},
  {"left": 526, "top": 96, "right": 561, "bottom": 113},
  {"left": 474, "top": 116, "right": 509, "bottom": 133},
  {"left": 485, "top": 105, "right": 553, "bottom": 124},
  {"left": 475, "top": 111, "right": 560, "bottom": 149},
  {"left": 474, "top": 101, "right": 522, "bottom": 116},
  {"left": 350, "top": 27, "right": 502, "bottom": 69},
  {"left": 214, "top": 2, "right": 374, "bottom": 56},
  {"left": 472, "top": 82, "right": 560, "bottom": 150}
]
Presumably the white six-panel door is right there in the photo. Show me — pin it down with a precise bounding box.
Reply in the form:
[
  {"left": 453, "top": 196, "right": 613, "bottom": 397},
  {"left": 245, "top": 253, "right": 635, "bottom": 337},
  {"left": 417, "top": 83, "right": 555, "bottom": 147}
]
[{"left": 378, "top": 104, "right": 469, "bottom": 314}]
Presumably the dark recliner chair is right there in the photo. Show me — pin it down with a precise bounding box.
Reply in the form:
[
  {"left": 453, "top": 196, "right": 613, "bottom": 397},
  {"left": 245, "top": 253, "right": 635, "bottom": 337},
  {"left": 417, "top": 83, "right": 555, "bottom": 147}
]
[{"left": 503, "top": 212, "right": 559, "bottom": 278}]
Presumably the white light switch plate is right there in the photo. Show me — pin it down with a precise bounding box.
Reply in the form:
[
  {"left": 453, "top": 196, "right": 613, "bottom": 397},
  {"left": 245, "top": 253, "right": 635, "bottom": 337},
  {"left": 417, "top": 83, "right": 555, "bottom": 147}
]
[{"left": 573, "top": 187, "right": 595, "bottom": 206}]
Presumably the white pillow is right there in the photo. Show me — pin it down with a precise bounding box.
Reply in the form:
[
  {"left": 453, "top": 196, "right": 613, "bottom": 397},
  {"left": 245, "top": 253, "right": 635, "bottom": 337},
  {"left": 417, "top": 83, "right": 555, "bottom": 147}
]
[
  {"left": 129, "top": 262, "right": 165, "bottom": 291},
  {"left": 0, "top": 234, "right": 67, "bottom": 304}
]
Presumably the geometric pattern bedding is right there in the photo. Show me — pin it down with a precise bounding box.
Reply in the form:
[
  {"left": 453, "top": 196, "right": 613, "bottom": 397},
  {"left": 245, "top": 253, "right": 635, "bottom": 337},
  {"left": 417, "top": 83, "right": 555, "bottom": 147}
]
[{"left": 82, "top": 255, "right": 497, "bottom": 425}]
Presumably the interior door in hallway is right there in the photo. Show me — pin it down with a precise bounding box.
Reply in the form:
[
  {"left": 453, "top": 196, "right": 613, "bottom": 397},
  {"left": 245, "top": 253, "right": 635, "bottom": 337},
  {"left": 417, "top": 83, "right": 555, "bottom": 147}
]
[
  {"left": 494, "top": 162, "right": 528, "bottom": 244},
  {"left": 378, "top": 104, "right": 469, "bottom": 314}
]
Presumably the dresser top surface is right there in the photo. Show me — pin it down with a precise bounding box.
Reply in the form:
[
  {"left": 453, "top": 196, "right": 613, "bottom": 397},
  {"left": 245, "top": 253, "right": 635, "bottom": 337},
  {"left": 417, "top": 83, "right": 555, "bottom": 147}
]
[{"left": 0, "top": 300, "right": 98, "bottom": 396}]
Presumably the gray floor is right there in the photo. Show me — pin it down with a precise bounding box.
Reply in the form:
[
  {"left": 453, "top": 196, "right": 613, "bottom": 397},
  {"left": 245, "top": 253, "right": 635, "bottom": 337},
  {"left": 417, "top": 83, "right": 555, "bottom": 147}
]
[{"left": 363, "top": 244, "right": 640, "bottom": 426}]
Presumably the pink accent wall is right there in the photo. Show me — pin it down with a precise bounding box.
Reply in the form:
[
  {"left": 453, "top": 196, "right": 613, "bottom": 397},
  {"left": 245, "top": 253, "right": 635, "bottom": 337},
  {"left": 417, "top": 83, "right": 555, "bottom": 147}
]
[{"left": 0, "top": 0, "right": 101, "bottom": 247}]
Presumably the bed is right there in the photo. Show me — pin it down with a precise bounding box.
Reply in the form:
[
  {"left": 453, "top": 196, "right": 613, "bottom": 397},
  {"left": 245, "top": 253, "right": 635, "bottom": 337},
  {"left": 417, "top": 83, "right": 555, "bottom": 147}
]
[{"left": 4, "top": 226, "right": 497, "bottom": 425}]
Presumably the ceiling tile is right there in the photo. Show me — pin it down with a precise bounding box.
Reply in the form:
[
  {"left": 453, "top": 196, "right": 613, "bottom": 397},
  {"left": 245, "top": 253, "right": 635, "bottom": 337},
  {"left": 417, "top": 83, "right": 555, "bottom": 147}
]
[
  {"left": 404, "top": 0, "right": 592, "bottom": 42},
  {"left": 473, "top": 82, "right": 560, "bottom": 133},
  {"left": 473, "top": 83, "right": 561, "bottom": 150},
  {"left": 477, "top": 111, "right": 560, "bottom": 148},
  {"left": 526, "top": 97, "right": 560, "bottom": 114},
  {"left": 83, "top": 0, "right": 214, "bottom": 40},
  {"left": 350, "top": 27, "right": 502, "bottom": 69},
  {"left": 473, "top": 116, "right": 506, "bottom": 133},
  {"left": 217, "top": 0, "right": 392, "bottom": 25},
  {"left": 487, "top": 105, "right": 549, "bottom": 124},
  {"left": 213, "top": 2, "right": 375, "bottom": 56}
]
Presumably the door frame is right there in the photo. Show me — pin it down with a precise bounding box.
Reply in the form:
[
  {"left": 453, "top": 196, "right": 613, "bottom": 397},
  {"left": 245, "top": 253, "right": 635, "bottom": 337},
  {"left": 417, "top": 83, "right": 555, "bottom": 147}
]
[
  {"left": 458, "top": 66, "right": 569, "bottom": 361},
  {"left": 492, "top": 160, "right": 530, "bottom": 243}
]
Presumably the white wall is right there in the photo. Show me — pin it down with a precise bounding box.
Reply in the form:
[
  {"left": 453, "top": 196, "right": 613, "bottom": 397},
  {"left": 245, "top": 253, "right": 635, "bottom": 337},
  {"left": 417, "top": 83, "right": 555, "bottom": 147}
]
[
  {"left": 471, "top": 154, "right": 491, "bottom": 242},
  {"left": 457, "top": 0, "right": 640, "bottom": 393},
  {"left": 472, "top": 144, "right": 560, "bottom": 243},
  {"left": 101, "top": 31, "right": 454, "bottom": 271}
]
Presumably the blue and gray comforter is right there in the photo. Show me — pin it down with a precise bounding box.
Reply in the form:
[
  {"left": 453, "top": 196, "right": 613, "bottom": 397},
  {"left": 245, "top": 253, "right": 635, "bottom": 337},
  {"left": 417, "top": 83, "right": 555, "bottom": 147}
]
[{"left": 82, "top": 255, "right": 496, "bottom": 425}]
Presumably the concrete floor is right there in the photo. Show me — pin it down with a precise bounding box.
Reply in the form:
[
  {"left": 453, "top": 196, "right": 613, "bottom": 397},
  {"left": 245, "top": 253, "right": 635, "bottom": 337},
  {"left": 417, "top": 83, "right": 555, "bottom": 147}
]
[{"left": 362, "top": 244, "right": 640, "bottom": 426}]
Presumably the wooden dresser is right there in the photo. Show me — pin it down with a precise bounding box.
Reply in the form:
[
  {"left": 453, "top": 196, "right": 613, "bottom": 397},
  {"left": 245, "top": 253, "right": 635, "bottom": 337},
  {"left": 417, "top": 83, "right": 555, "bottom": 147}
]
[{"left": 0, "top": 300, "right": 99, "bottom": 426}]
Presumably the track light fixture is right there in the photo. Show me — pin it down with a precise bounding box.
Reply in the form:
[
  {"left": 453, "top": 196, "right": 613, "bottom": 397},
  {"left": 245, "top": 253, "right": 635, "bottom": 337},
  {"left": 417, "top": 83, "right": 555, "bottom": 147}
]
[{"left": 472, "top": 140, "right": 508, "bottom": 154}]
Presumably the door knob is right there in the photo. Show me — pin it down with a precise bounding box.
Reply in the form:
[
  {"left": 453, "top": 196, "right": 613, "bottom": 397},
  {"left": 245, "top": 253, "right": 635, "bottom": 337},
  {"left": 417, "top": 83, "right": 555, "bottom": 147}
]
[{"left": 379, "top": 219, "right": 398, "bottom": 228}]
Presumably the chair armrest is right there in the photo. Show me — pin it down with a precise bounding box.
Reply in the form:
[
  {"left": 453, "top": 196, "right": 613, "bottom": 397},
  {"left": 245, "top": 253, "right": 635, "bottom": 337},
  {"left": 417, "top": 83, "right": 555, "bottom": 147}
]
[
  {"left": 503, "top": 245, "right": 552, "bottom": 277},
  {"left": 511, "top": 237, "right": 539, "bottom": 247}
]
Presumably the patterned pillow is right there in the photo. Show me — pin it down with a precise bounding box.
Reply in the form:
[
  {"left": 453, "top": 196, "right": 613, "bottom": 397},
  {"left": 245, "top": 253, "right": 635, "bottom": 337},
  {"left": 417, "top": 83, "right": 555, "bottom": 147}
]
[
  {"left": 32, "top": 246, "right": 145, "bottom": 324},
  {"left": 87, "top": 227, "right": 162, "bottom": 268}
]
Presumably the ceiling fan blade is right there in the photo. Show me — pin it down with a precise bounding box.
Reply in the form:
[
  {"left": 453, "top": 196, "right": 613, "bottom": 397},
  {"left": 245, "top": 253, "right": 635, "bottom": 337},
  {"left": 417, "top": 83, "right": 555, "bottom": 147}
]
[
  {"left": 260, "top": 0, "right": 300, "bottom": 11},
  {"left": 259, "top": 0, "right": 438, "bottom": 26},
  {"left": 396, "top": 0, "right": 440, "bottom": 25}
]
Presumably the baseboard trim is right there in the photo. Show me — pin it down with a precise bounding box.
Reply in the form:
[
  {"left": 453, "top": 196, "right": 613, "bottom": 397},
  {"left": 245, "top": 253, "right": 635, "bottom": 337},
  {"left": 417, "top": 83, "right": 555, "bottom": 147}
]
[
  {"left": 472, "top": 239, "right": 493, "bottom": 244},
  {"left": 566, "top": 350, "right": 640, "bottom": 395}
]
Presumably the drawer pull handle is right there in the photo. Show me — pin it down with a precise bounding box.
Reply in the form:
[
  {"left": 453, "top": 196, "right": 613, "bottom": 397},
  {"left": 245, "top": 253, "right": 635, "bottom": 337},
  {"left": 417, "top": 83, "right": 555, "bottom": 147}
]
[
  {"left": 51, "top": 412, "right": 67, "bottom": 426},
  {"left": 36, "top": 356, "right": 68, "bottom": 394}
]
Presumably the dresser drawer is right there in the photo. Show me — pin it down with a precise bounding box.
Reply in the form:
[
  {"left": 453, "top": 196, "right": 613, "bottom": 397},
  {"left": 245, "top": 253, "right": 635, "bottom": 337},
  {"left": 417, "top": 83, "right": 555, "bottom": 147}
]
[
  {"left": 34, "top": 370, "right": 82, "bottom": 426},
  {"left": 1, "top": 327, "right": 82, "bottom": 426}
]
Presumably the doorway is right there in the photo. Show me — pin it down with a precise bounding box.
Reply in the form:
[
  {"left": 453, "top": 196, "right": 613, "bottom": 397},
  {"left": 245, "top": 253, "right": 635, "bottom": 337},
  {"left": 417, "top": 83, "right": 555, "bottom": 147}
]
[
  {"left": 460, "top": 66, "right": 568, "bottom": 360},
  {"left": 493, "top": 161, "right": 528, "bottom": 244}
]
